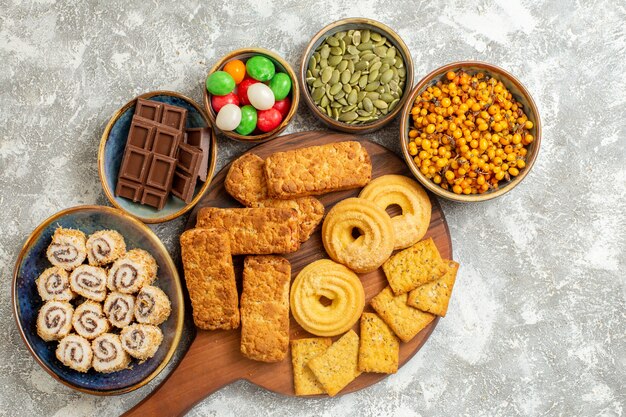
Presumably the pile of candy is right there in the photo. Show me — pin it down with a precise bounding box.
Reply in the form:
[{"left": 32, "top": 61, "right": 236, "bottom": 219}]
[{"left": 206, "top": 55, "right": 292, "bottom": 135}]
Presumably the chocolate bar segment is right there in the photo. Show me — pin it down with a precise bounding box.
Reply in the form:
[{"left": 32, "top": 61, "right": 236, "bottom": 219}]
[
  {"left": 141, "top": 187, "right": 168, "bottom": 210},
  {"left": 171, "top": 171, "right": 195, "bottom": 203},
  {"left": 127, "top": 116, "right": 156, "bottom": 150},
  {"left": 135, "top": 99, "right": 163, "bottom": 122},
  {"left": 119, "top": 146, "right": 152, "bottom": 183},
  {"left": 177, "top": 143, "right": 202, "bottom": 177},
  {"left": 161, "top": 104, "right": 187, "bottom": 131},
  {"left": 145, "top": 154, "right": 177, "bottom": 191},
  {"left": 152, "top": 126, "right": 181, "bottom": 157},
  {"left": 185, "top": 127, "right": 211, "bottom": 182},
  {"left": 115, "top": 178, "right": 143, "bottom": 202}
]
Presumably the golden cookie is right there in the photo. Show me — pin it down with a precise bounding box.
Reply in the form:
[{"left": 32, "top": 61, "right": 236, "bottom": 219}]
[
  {"left": 359, "top": 175, "right": 431, "bottom": 250},
  {"left": 290, "top": 259, "right": 365, "bottom": 337},
  {"left": 322, "top": 198, "right": 394, "bottom": 273}
]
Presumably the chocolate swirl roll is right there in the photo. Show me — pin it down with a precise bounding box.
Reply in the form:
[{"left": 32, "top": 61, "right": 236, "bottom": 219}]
[
  {"left": 56, "top": 334, "right": 93, "bottom": 372},
  {"left": 46, "top": 227, "right": 87, "bottom": 270},
  {"left": 36, "top": 301, "right": 74, "bottom": 342},
  {"left": 107, "top": 249, "right": 157, "bottom": 294},
  {"left": 86, "top": 230, "right": 126, "bottom": 266},
  {"left": 120, "top": 324, "right": 163, "bottom": 360},
  {"left": 91, "top": 333, "right": 131, "bottom": 373},
  {"left": 134, "top": 285, "right": 171, "bottom": 326},
  {"left": 36, "top": 266, "right": 74, "bottom": 301},
  {"left": 103, "top": 292, "right": 135, "bottom": 328},
  {"left": 69, "top": 265, "right": 107, "bottom": 302},
  {"left": 72, "top": 301, "right": 110, "bottom": 339}
]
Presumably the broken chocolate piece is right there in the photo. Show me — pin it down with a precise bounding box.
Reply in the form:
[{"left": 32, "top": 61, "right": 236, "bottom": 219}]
[
  {"left": 176, "top": 143, "right": 202, "bottom": 177},
  {"left": 171, "top": 170, "right": 195, "bottom": 203},
  {"left": 184, "top": 127, "right": 211, "bottom": 182}
]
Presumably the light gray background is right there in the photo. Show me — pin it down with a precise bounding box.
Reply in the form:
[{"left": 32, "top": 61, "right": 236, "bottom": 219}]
[{"left": 1, "top": 0, "right": 624, "bottom": 416}]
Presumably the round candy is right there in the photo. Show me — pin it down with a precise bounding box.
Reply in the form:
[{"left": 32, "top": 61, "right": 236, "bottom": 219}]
[
  {"left": 269, "top": 73, "right": 292, "bottom": 100},
  {"left": 206, "top": 71, "right": 235, "bottom": 96},
  {"left": 223, "top": 59, "right": 246, "bottom": 84},
  {"left": 216, "top": 104, "right": 242, "bottom": 131},
  {"left": 246, "top": 56, "right": 275, "bottom": 82},
  {"left": 247, "top": 83, "right": 275, "bottom": 110},
  {"left": 211, "top": 92, "right": 240, "bottom": 113},
  {"left": 273, "top": 97, "right": 291, "bottom": 119},
  {"left": 235, "top": 105, "right": 258, "bottom": 136},
  {"left": 238, "top": 78, "right": 259, "bottom": 106},
  {"left": 257, "top": 108, "right": 283, "bottom": 132}
]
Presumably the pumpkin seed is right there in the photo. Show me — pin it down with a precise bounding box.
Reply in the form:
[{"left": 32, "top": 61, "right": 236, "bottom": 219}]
[
  {"left": 330, "top": 46, "right": 342, "bottom": 56},
  {"left": 321, "top": 67, "right": 332, "bottom": 83},
  {"left": 373, "top": 99, "right": 388, "bottom": 109},
  {"left": 328, "top": 55, "right": 341, "bottom": 66},
  {"left": 352, "top": 31, "right": 361, "bottom": 46},
  {"left": 312, "top": 87, "right": 325, "bottom": 101},
  {"left": 359, "top": 75, "right": 368, "bottom": 88},
  {"left": 357, "top": 41, "right": 373, "bottom": 51},
  {"left": 350, "top": 71, "right": 361, "bottom": 84},
  {"left": 370, "top": 32, "right": 382, "bottom": 41},
  {"left": 347, "top": 89, "right": 358, "bottom": 105},
  {"left": 386, "top": 47, "right": 396, "bottom": 59},
  {"left": 320, "top": 95, "right": 329, "bottom": 107},
  {"left": 355, "top": 60, "right": 369, "bottom": 71},
  {"left": 330, "top": 69, "right": 340, "bottom": 84},
  {"left": 374, "top": 46, "right": 387, "bottom": 57},
  {"left": 308, "top": 56, "right": 317, "bottom": 71},
  {"left": 389, "top": 98, "right": 400, "bottom": 110},
  {"left": 365, "top": 81, "right": 380, "bottom": 91},
  {"left": 343, "top": 83, "right": 352, "bottom": 93},
  {"left": 381, "top": 93, "right": 395, "bottom": 102},
  {"left": 329, "top": 83, "right": 342, "bottom": 95},
  {"left": 338, "top": 60, "right": 348, "bottom": 72},
  {"left": 368, "top": 69, "right": 380, "bottom": 82},
  {"left": 327, "top": 36, "right": 339, "bottom": 47},
  {"left": 341, "top": 69, "right": 351, "bottom": 84},
  {"left": 362, "top": 97, "right": 374, "bottom": 112},
  {"left": 347, "top": 45, "right": 359, "bottom": 55},
  {"left": 370, "top": 61, "right": 382, "bottom": 72},
  {"left": 380, "top": 69, "right": 394, "bottom": 84},
  {"left": 339, "top": 111, "right": 358, "bottom": 122},
  {"left": 320, "top": 45, "right": 330, "bottom": 59},
  {"left": 319, "top": 58, "right": 328, "bottom": 69},
  {"left": 360, "top": 52, "right": 376, "bottom": 61}
]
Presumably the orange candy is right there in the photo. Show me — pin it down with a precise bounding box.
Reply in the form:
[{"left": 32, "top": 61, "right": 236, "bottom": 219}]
[{"left": 223, "top": 59, "right": 246, "bottom": 84}]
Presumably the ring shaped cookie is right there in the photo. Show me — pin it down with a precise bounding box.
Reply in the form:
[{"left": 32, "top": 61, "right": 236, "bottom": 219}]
[
  {"left": 290, "top": 259, "right": 365, "bottom": 337},
  {"left": 359, "top": 175, "right": 431, "bottom": 250},
  {"left": 322, "top": 198, "right": 394, "bottom": 273}
]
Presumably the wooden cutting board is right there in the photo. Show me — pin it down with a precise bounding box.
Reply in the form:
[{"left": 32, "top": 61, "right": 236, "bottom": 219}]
[{"left": 124, "top": 131, "right": 452, "bottom": 417}]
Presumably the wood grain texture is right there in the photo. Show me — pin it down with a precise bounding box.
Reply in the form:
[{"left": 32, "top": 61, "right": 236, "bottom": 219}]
[{"left": 124, "top": 131, "right": 452, "bottom": 417}]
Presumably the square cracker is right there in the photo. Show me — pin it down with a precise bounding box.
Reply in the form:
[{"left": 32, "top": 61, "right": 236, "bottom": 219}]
[
  {"left": 370, "top": 286, "right": 435, "bottom": 343},
  {"left": 358, "top": 312, "right": 399, "bottom": 374},
  {"left": 307, "top": 330, "right": 362, "bottom": 397},
  {"left": 407, "top": 260, "right": 459, "bottom": 317},
  {"left": 291, "top": 338, "right": 332, "bottom": 396},
  {"left": 382, "top": 238, "right": 448, "bottom": 295}
]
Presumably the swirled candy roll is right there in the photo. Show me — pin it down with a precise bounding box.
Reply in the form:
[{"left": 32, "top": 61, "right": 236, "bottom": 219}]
[
  {"left": 103, "top": 292, "right": 135, "bottom": 328},
  {"left": 56, "top": 334, "right": 93, "bottom": 372},
  {"left": 37, "top": 301, "right": 74, "bottom": 341},
  {"left": 46, "top": 227, "right": 87, "bottom": 270},
  {"left": 72, "top": 301, "right": 110, "bottom": 339},
  {"left": 36, "top": 266, "right": 74, "bottom": 301},
  {"left": 86, "top": 230, "right": 126, "bottom": 266},
  {"left": 91, "top": 333, "right": 130, "bottom": 373},
  {"left": 134, "top": 285, "right": 171, "bottom": 326},
  {"left": 120, "top": 324, "right": 163, "bottom": 360},
  {"left": 107, "top": 249, "right": 158, "bottom": 294},
  {"left": 69, "top": 265, "right": 107, "bottom": 302}
]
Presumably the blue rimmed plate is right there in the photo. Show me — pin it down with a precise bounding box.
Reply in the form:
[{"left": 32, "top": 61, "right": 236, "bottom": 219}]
[
  {"left": 98, "top": 91, "right": 217, "bottom": 224},
  {"left": 12, "top": 205, "right": 184, "bottom": 395}
]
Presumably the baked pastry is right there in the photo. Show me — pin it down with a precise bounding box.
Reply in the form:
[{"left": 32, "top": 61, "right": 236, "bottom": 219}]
[
  {"left": 91, "top": 333, "right": 131, "bottom": 373},
  {"left": 225, "top": 153, "right": 269, "bottom": 205},
  {"left": 72, "top": 301, "right": 110, "bottom": 339},
  {"left": 307, "top": 329, "right": 362, "bottom": 397},
  {"left": 107, "top": 249, "right": 157, "bottom": 294},
  {"left": 370, "top": 286, "right": 435, "bottom": 343},
  {"left": 358, "top": 174, "right": 431, "bottom": 250},
  {"left": 240, "top": 256, "right": 290, "bottom": 362},
  {"left": 36, "top": 266, "right": 74, "bottom": 301},
  {"left": 196, "top": 207, "right": 300, "bottom": 255},
  {"left": 250, "top": 197, "right": 324, "bottom": 243},
  {"left": 134, "top": 285, "right": 171, "bottom": 325},
  {"left": 46, "top": 227, "right": 87, "bottom": 270},
  {"left": 120, "top": 324, "right": 163, "bottom": 360},
  {"left": 321, "top": 198, "right": 394, "bottom": 273},
  {"left": 407, "top": 260, "right": 459, "bottom": 317},
  {"left": 56, "top": 334, "right": 93, "bottom": 373},
  {"left": 290, "top": 259, "right": 364, "bottom": 337},
  {"left": 264, "top": 141, "right": 372, "bottom": 199},
  {"left": 358, "top": 312, "right": 399, "bottom": 373},
  {"left": 291, "top": 337, "right": 332, "bottom": 395},
  {"left": 69, "top": 265, "right": 107, "bottom": 302},
  {"left": 382, "top": 237, "right": 448, "bottom": 295},
  {"left": 103, "top": 292, "right": 135, "bottom": 328},
  {"left": 86, "top": 230, "right": 126, "bottom": 266},
  {"left": 37, "top": 301, "right": 74, "bottom": 341},
  {"left": 179, "top": 228, "right": 239, "bottom": 330}
]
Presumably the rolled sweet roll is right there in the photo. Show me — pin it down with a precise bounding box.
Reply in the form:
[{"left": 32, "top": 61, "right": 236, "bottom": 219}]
[
  {"left": 72, "top": 301, "right": 110, "bottom": 339},
  {"left": 120, "top": 324, "right": 163, "bottom": 360},
  {"left": 36, "top": 266, "right": 74, "bottom": 301},
  {"left": 56, "top": 334, "right": 93, "bottom": 372},
  {"left": 103, "top": 292, "right": 135, "bottom": 328},
  {"left": 46, "top": 227, "right": 87, "bottom": 270},
  {"left": 86, "top": 230, "right": 126, "bottom": 266},
  {"left": 107, "top": 249, "right": 158, "bottom": 294},
  {"left": 37, "top": 301, "right": 74, "bottom": 341},
  {"left": 69, "top": 265, "right": 107, "bottom": 302},
  {"left": 134, "top": 285, "right": 171, "bottom": 326},
  {"left": 91, "top": 333, "right": 131, "bottom": 373}
]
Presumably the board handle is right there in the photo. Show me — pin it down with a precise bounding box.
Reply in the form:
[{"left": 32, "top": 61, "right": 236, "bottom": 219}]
[{"left": 122, "top": 333, "right": 238, "bottom": 417}]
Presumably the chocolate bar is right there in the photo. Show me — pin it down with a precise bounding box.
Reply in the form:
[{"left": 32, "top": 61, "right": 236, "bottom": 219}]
[
  {"left": 119, "top": 146, "right": 152, "bottom": 183},
  {"left": 185, "top": 127, "right": 211, "bottom": 182},
  {"left": 135, "top": 99, "right": 163, "bottom": 122},
  {"left": 171, "top": 171, "right": 195, "bottom": 203},
  {"left": 115, "top": 178, "right": 143, "bottom": 202},
  {"left": 161, "top": 104, "right": 187, "bottom": 131},
  {"left": 152, "top": 126, "right": 181, "bottom": 157},
  {"left": 145, "top": 154, "right": 177, "bottom": 191},
  {"left": 127, "top": 116, "right": 156, "bottom": 150}
]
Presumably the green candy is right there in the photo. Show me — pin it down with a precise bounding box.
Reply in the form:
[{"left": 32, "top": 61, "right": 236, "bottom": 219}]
[
  {"left": 269, "top": 73, "right": 292, "bottom": 100},
  {"left": 235, "top": 105, "right": 257, "bottom": 135},
  {"left": 246, "top": 56, "right": 275, "bottom": 81},
  {"left": 206, "top": 71, "right": 235, "bottom": 96}
]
